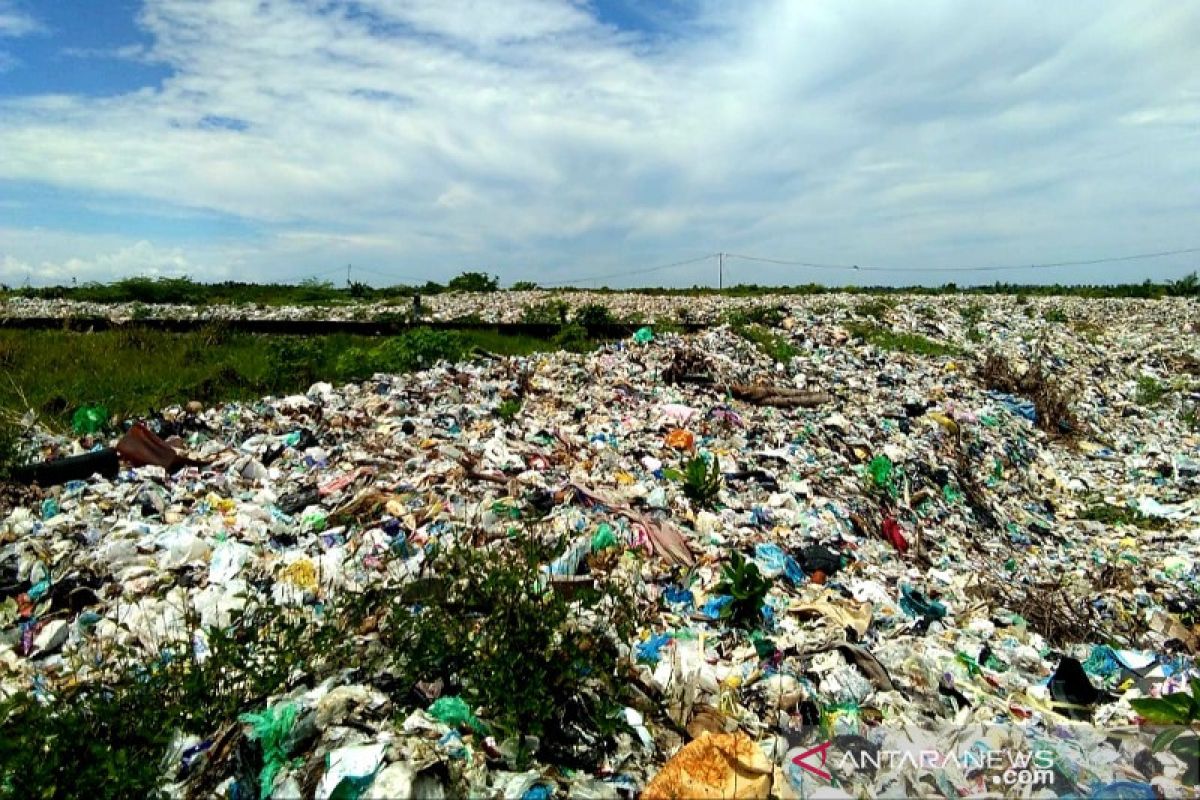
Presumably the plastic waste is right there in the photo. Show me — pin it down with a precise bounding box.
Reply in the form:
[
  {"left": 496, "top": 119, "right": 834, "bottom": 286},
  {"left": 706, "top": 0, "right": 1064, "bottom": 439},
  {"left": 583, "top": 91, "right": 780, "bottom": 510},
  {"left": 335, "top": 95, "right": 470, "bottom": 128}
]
[
  {"left": 239, "top": 702, "right": 298, "bottom": 799},
  {"left": 71, "top": 404, "right": 108, "bottom": 434},
  {"left": 428, "top": 696, "right": 486, "bottom": 734}
]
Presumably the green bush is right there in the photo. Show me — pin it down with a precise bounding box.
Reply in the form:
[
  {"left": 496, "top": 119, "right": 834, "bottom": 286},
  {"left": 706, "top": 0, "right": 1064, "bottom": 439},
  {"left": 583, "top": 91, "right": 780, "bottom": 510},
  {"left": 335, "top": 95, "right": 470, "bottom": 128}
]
[
  {"left": 521, "top": 300, "right": 570, "bottom": 325},
  {"left": 378, "top": 538, "right": 637, "bottom": 766},
  {"left": 573, "top": 303, "right": 615, "bottom": 330},
  {"left": 552, "top": 323, "right": 592, "bottom": 353},
  {"left": 336, "top": 328, "right": 465, "bottom": 379},
  {"left": 267, "top": 337, "right": 327, "bottom": 389},
  {"left": 510, "top": 281, "right": 539, "bottom": 291},
  {"left": 0, "top": 534, "right": 639, "bottom": 793}
]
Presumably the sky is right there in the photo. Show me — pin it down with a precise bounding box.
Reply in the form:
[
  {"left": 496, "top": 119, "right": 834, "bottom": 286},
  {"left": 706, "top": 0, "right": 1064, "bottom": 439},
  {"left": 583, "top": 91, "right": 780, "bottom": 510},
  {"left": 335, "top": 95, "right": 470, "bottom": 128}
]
[{"left": 0, "top": 0, "right": 1198, "bottom": 289}]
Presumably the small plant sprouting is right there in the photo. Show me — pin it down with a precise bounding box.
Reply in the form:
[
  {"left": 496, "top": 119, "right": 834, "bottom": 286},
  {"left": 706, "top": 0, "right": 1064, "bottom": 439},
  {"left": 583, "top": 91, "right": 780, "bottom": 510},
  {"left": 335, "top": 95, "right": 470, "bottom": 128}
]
[
  {"left": 1135, "top": 375, "right": 1169, "bottom": 407},
  {"left": 497, "top": 398, "right": 522, "bottom": 422},
  {"left": 681, "top": 455, "right": 722, "bottom": 507},
  {"left": 715, "top": 551, "right": 771, "bottom": 628}
]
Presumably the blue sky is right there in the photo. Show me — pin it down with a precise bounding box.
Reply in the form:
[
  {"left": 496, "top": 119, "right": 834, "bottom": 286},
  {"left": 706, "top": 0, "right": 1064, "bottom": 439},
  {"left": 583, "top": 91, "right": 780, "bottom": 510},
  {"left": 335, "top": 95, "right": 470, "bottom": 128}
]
[{"left": 1, "top": 0, "right": 1198, "bottom": 287}]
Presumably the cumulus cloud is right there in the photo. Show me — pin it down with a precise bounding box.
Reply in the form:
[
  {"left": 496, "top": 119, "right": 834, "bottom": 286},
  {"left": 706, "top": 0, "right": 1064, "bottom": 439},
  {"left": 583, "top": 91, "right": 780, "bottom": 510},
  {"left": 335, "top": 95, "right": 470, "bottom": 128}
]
[{"left": 0, "top": 0, "right": 1198, "bottom": 285}]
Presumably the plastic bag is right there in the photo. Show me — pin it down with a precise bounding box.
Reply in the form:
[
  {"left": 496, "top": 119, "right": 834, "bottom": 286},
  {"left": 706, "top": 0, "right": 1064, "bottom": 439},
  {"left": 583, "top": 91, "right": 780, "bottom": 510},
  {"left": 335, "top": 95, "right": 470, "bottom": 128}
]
[
  {"left": 71, "top": 404, "right": 108, "bottom": 434},
  {"left": 239, "top": 701, "right": 298, "bottom": 799}
]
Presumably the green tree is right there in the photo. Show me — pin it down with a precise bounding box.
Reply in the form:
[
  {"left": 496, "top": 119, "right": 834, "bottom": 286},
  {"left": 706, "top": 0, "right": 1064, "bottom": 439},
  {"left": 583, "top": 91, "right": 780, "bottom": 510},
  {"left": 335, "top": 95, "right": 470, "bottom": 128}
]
[{"left": 447, "top": 271, "right": 499, "bottom": 292}]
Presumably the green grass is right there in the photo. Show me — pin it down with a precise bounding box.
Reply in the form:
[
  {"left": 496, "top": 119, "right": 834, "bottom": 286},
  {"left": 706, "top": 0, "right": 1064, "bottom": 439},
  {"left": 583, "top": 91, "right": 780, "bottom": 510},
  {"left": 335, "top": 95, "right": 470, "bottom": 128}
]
[
  {"left": 854, "top": 298, "right": 895, "bottom": 321},
  {"left": 1079, "top": 503, "right": 1170, "bottom": 530},
  {"left": 732, "top": 323, "right": 798, "bottom": 363},
  {"left": 1135, "top": 375, "right": 1170, "bottom": 407},
  {"left": 845, "top": 321, "right": 963, "bottom": 357},
  {"left": 0, "top": 327, "right": 558, "bottom": 430},
  {"left": 958, "top": 302, "right": 986, "bottom": 326}
]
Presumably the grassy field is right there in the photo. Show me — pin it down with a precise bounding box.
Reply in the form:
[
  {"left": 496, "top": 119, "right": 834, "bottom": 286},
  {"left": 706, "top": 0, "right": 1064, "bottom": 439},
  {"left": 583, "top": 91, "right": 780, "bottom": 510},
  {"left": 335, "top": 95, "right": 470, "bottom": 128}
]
[{"left": 0, "top": 326, "right": 555, "bottom": 430}]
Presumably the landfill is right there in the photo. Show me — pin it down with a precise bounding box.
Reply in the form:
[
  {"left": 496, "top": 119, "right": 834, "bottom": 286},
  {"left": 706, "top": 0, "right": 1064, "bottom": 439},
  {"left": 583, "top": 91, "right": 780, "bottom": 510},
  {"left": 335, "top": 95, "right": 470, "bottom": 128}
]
[{"left": 1, "top": 294, "right": 1199, "bottom": 798}]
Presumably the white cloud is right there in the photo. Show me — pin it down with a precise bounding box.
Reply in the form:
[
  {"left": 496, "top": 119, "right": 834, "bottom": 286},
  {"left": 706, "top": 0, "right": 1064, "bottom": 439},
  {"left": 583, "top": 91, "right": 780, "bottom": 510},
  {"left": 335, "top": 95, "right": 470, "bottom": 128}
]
[
  {"left": 0, "top": 2, "right": 40, "bottom": 37},
  {"left": 0, "top": 0, "right": 1198, "bottom": 285}
]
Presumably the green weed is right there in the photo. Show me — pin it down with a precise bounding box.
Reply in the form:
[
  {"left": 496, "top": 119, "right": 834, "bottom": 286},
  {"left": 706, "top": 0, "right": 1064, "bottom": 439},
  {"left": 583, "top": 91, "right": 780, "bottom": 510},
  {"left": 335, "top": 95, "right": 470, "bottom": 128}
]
[
  {"left": 959, "top": 302, "right": 986, "bottom": 326},
  {"left": 497, "top": 398, "right": 522, "bottom": 422},
  {"left": 714, "top": 551, "right": 771, "bottom": 629},
  {"left": 845, "top": 322, "right": 962, "bottom": 357},
  {"left": 854, "top": 298, "right": 895, "bottom": 321},
  {"left": 1079, "top": 502, "right": 1170, "bottom": 530},
  {"left": 680, "top": 455, "right": 722, "bottom": 507},
  {"left": 733, "top": 323, "right": 798, "bottom": 363},
  {"left": 1135, "top": 376, "right": 1169, "bottom": 407},
  {"left": 726, "top": 306, "right": 786, "bottom": 328}
]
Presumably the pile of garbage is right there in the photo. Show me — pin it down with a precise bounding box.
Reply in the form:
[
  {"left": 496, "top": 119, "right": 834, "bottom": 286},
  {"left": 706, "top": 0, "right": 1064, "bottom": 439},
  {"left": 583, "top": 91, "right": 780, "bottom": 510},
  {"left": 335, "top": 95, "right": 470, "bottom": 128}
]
[
  {"left": 7, "top": 290, "right": 1194, "bottom": 329},
  {"left": 2, "top": 297, "right": 1199, "bottom": 798}
]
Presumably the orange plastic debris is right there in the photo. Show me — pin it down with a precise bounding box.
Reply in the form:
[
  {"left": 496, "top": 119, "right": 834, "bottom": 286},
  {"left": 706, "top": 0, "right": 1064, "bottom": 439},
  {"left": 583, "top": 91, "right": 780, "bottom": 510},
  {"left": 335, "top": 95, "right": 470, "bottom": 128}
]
[
  {"left": 642, "top": 731, "right": 772, "bottom": 800},
  {"left": 664, "top": 429, "right": 695, "bottom": 450}
]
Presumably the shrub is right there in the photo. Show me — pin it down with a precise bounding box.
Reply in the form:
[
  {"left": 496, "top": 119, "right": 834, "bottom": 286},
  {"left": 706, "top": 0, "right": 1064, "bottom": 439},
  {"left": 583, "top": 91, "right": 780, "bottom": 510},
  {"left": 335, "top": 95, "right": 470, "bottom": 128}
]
[
  {"left": 520, "top": 300, "right": 570, "bottom": 325},
  {"left": 377, "top": 538, "right": 637, "bottom": 766},
  {"left": 294, "top": 278, "right": 340, "bottom": 305},
  {"left": 267, "top": 337, "right": 326, "bottom": 388},
  {"left": 510, "top": 281, "right": 539, "bottom": 291},
  {"left": 1043, "top": 306, "right": 1068, "bottom": 323},
  {"left": 336, "top": 328, "right": 465, "bottom": 379},
  {"left": 573, "top": 303, "right": 615, "bottom": 330},
  {"left": 0, "top": 534, "right": 639, "bottom": 792},
  {"left": 552, "top": 323, "right": 592, "bottom": 353}
]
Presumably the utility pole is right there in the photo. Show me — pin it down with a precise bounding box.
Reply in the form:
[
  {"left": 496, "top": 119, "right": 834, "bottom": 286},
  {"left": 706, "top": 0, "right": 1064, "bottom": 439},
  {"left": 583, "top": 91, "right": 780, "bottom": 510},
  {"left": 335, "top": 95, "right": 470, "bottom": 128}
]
[
  {"left": 718, "top": 252, "right": 724, "bottom": 291},
  {"left": 346, "top": 263, "right": 352, "bottom": 287}
]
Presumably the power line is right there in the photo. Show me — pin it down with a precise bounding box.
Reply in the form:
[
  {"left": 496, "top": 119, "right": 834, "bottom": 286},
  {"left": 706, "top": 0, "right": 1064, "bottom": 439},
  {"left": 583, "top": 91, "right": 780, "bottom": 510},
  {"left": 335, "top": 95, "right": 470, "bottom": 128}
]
[
  {"left": 723, "top": 246, "right": 1200, "bottom": 274},
  {"left": 540, "top": 253, "right": 718, "bottom": 287},
  {"left": 350, "top": 265, "right": 429, "bottom": 283}
]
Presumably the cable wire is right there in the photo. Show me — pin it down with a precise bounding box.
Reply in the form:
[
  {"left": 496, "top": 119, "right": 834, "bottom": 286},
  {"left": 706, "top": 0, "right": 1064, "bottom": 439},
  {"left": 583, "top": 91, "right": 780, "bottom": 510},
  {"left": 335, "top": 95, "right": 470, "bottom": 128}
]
[
  {"left": 540, "top": 253, "right": 719, "bottom": 287},
  {"left": 723, "top": 246, "right": 1200, "bottom": 274}
]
